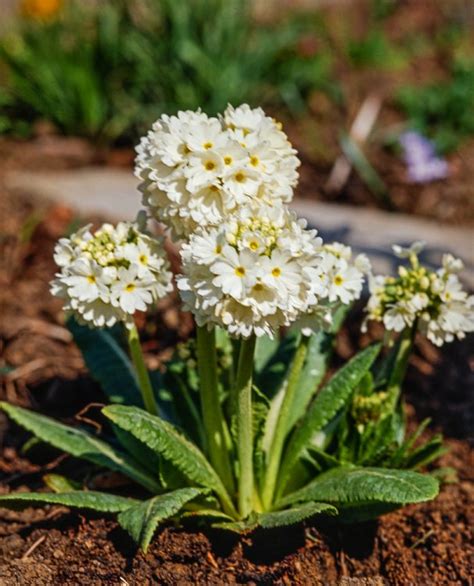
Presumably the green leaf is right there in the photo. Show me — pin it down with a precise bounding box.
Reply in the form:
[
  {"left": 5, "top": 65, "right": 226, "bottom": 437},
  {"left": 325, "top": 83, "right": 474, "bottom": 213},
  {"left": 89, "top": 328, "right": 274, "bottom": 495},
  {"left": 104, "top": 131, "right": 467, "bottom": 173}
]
[
  {"left": 67, "top": 317, "right": 141, "bottom": 406},
  {"left": 279, "top": 467, "right": 439, "bottom": 515},
  {"left": 254, "top": 335, "right": 280, "bottom": 373},
  {"left": 214, "top": 502, "right": 337, "bottom": 532},
  {"left": 286, "top": 330, "right": 334, "bottom": 432},
  {"left": 103, "top": 405, "right": 236, "bottom": 517},
  {"left": 43, "top": 474, "right": 81, "bottom": 493},
  {"left": 117, "top": 488, "right": 204, "bottom": 551},
  {"left": 278, "top": 344, "right": 381, "bottom": 494},
  {"left": 259, "top": 502, "right": 337, "bottom": 528},
  {"left": 0, "top": 402, "right": 160, "bottom": 494},
  {"left": 0, "top": 491, "right": 136, "bottom": 512},
  {"left": 255, "top": 330, "right": 299, "bottom": 398}
]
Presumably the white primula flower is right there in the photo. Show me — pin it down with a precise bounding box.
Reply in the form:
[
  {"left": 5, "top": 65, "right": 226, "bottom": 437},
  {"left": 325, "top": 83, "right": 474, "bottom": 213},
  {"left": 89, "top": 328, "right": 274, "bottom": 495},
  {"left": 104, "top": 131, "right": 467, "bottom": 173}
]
[
  {"left": 135, "top": 104, "right": 300, "bottom": 239},
  {"left": 296, "top": 244, "right": 370, "bottom": 335},
  {"left": 51, "top": 221, "right": 173, "bottom": 329},
  {"left": 112, "top": 265, "right": 153, "bottom": 314},
  {"left": 365, "top": 243, "right": 473, "bottom": 346},
  {"left": 392, "top": 241, "right": 425, "bottom": 259},
  {"left": 177, "top": 203, "right": 323, "bottom": 338}
]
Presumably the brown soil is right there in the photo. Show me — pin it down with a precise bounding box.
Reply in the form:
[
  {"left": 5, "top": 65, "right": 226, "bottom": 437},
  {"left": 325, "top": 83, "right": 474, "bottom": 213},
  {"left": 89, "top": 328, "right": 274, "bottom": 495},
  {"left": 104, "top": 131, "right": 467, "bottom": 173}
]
[{"left": 1, "top": 177, "right": 473, "bottom": 583}]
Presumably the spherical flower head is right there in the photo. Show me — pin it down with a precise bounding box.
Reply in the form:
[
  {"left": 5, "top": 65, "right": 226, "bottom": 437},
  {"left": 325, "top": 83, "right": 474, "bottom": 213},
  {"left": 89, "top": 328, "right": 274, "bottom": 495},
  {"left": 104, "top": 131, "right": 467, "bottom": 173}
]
[
  {"left": 50, "top": 220, "right": 173, "bottom": 329},
  {"left": 365, "top": 243, "right": 474, "bottom": 346},
  {"left": 177, "top": 204, "right": 323, "bottom": 338},
  {"left": 296, "top": 243, "right": 370, "bottom": 336},
  {"left": 134, "top": 104, "right": 300, "bottom": 240}
]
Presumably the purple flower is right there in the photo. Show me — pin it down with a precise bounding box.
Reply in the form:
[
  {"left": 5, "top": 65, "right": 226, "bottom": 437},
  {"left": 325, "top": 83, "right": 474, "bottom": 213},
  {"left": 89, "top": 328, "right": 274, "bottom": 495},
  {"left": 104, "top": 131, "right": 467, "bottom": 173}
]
[{"left": 399, "top": 131, "right": 449, "bottom": 183}]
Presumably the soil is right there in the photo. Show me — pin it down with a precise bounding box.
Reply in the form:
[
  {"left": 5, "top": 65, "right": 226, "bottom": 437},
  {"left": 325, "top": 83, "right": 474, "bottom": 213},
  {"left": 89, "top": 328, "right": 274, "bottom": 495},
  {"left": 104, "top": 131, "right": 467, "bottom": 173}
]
[{"left": 1, "top": 176, "right": 473, "bottom": 583}]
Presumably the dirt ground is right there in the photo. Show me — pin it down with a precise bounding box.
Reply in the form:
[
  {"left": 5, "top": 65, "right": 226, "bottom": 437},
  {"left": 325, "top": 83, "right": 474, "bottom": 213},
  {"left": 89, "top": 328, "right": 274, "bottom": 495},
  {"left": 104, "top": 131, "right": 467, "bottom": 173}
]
[{"left": 0, "top": 163, "right": 473, "bottom": 583}]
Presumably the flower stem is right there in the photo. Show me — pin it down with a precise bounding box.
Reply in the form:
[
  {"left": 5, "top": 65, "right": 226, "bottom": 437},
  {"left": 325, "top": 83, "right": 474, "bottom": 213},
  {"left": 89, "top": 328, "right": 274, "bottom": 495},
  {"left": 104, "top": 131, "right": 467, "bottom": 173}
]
[
  {"left": 386, "top": 323, "right": 416, "bottom": 410},
  {"left": 261, "top": 334, "right": 310, "bottom": 510},
  {"left": 234, "top": 334, "right": 257, "bottom": 519},
  {"left": 196, "top": 326, "right": 235, "bottom": 495},
  {"left": 127, "top": 323, "right": 159, "bottom": 416}
]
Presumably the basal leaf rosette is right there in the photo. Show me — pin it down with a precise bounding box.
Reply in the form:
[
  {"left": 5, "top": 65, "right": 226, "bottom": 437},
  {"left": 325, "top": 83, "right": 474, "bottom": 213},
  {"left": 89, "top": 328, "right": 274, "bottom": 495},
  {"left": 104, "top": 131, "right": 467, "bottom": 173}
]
[
  {"left": 177, "top": 204, "right": 328, "bottom": 338},
  {"left": 50, "top": 221, "right": 173, "bottom": 329},
  {"left": 135, "top": 104, "right": 300, "bottom": 239},
  {"left": 365, "top": 242, "right": 474, "bottom": 346}
]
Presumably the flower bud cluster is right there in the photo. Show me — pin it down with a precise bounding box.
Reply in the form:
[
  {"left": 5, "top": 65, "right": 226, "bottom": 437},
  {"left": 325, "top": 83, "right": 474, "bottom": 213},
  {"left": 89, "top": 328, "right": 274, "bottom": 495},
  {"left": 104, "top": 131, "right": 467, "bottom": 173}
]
[
  {"left": 51, "top": 221, "right": 172, "bottom": 328},
  {"left": 365, "top": 242, "right": 474, "bottom": 346}
]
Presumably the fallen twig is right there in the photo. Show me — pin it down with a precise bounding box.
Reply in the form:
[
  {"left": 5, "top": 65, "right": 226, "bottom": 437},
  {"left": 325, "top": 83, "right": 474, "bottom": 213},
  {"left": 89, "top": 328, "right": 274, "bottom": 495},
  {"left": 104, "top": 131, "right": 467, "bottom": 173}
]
[{"left": 21, "top": 535, "right": 46, "bottom": 560}]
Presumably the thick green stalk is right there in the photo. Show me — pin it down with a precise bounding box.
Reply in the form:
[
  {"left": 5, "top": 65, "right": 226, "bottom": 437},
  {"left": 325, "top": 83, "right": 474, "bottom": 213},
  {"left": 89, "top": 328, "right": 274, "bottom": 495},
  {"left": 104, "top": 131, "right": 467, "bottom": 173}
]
[
  {"left": 234, "top": 335, "right": 257, "bottom": 519},
  {"left": 261, "top": 334, "right": 310, "bottom": 510},
  {"left": 386, "top": 323, "right": 416, "bottom": 410},
  {"left": 127, "top": 323, "right": 159, "bottom": 416},
  {"left": 196, "top": 326, "right": 235, "bottom": 494}
]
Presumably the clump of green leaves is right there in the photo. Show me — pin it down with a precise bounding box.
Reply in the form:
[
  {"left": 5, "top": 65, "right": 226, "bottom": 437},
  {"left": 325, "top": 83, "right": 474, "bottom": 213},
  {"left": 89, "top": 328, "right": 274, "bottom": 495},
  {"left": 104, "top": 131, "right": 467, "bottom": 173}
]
[
  {"left": 397, "top": 59, "right": 474, "bottom": 153},
  {"left": 0, "top": 313, "right": 440, "bottom": 551},
  {"left": 0, "top": 0, "right": 336, "bottom": 144}
]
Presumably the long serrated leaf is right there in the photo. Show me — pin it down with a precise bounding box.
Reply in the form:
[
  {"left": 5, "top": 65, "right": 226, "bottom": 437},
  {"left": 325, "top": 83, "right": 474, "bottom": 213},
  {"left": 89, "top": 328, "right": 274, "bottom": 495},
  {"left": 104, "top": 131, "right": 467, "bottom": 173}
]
[
  {"left": 117, "top": 488, "right": 204, "bottom": 551},
  {"left": 286, "top": 330, "right": 334, "bottom": 432},
  {"left": 103, "top": 405, "right": 236, "bottom": 517},
  {"left": 0, "top": 402, "right": 160, "bottom": 494},
  {"left": 0, "top": 491, "right": 136, "bottom": 512},
  {"left": 214, "top": 502, "right": 337, "bottom": 532},
  {"left": 279, "top": 467, "right": 439, "bottom": 509},
  {"left": 278, "top": 344, "right": 381, "bottom": 494},
  {"left": 67, "top": 317, "right": 141, "bottom": 406},
  {"left": 259, "top": 502, "right": 337, "bottom": 528}
]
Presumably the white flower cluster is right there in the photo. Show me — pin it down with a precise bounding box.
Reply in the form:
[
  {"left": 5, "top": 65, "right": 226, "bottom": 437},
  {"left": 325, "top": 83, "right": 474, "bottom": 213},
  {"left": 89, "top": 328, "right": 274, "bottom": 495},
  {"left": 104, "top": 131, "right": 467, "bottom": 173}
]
[
  {"left": 296, "top": 243, "right": 370, "bottom": 335},
  {"left": 50, "top": 221, "right": 173, "bottom": 328},
  {"left": 135, "top": 104, "right": 300, "bottom": 239},
  {"left": 177, "top": 204, "right": 322, "bottom": 337},
  {"left": 365, "top": 242, "right": 474, "bottom": 346},
  {"left": 177, "top": 204, "right": 367, "bottom": 338}
]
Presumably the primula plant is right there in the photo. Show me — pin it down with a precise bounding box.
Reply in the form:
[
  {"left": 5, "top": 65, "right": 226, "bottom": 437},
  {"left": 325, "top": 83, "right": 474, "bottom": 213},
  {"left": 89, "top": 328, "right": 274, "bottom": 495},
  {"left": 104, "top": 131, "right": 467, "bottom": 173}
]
[{"left": 1, "top": 105, "right": 472, "bottom": 551}]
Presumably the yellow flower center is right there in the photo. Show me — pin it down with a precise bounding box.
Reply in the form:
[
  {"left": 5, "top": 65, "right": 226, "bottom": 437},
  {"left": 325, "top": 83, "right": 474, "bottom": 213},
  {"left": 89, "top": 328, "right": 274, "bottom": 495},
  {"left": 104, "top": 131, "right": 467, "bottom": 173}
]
[
  {"left": 139, "top": 254, "right": 148, "bottom": 265},
  {"left": 205, "top": 161, "right": 216, "bottom": 171},
  {"left": 125, "top": 283, "right": 136, "bottom": 292},
  {"left": 272, "top": 267, "right": 281, "bottom": 278},
  {"left": 87, "top": 275, "right": 96, "bottom": 284},
  {"left": 235, "top": 172, "right": 245, "bottom": 183},
  {"left": 249, "top": 240, "right": 259, "bottom": 251},
  {"left": 334, "top": 275, "right": 344, "bottom": 286},
  {"left": 203, "top": 141, "right": 213, "bottom": 150},
  {"left": 235, "top": 266, "right": 246, "bottom": 277},
  {"left": 215, "top": 245, "right": 222, "bottom": 254},
  {"left": 224, "top": 156, "right": 233, "bottom": 165},
  {"left": 250, "top": 156, "right": 259, "bottom": 167}
]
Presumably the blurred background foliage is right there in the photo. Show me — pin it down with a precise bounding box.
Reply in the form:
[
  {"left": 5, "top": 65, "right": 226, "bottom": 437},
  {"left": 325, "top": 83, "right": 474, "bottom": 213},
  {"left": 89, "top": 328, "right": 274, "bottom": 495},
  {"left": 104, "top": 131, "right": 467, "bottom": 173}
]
[
  {"left": 0, "top": 0, "right": 472, "bottom": 154},
  {"left": 0, "top": 0, "right": 338, "bottom": 144}
]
